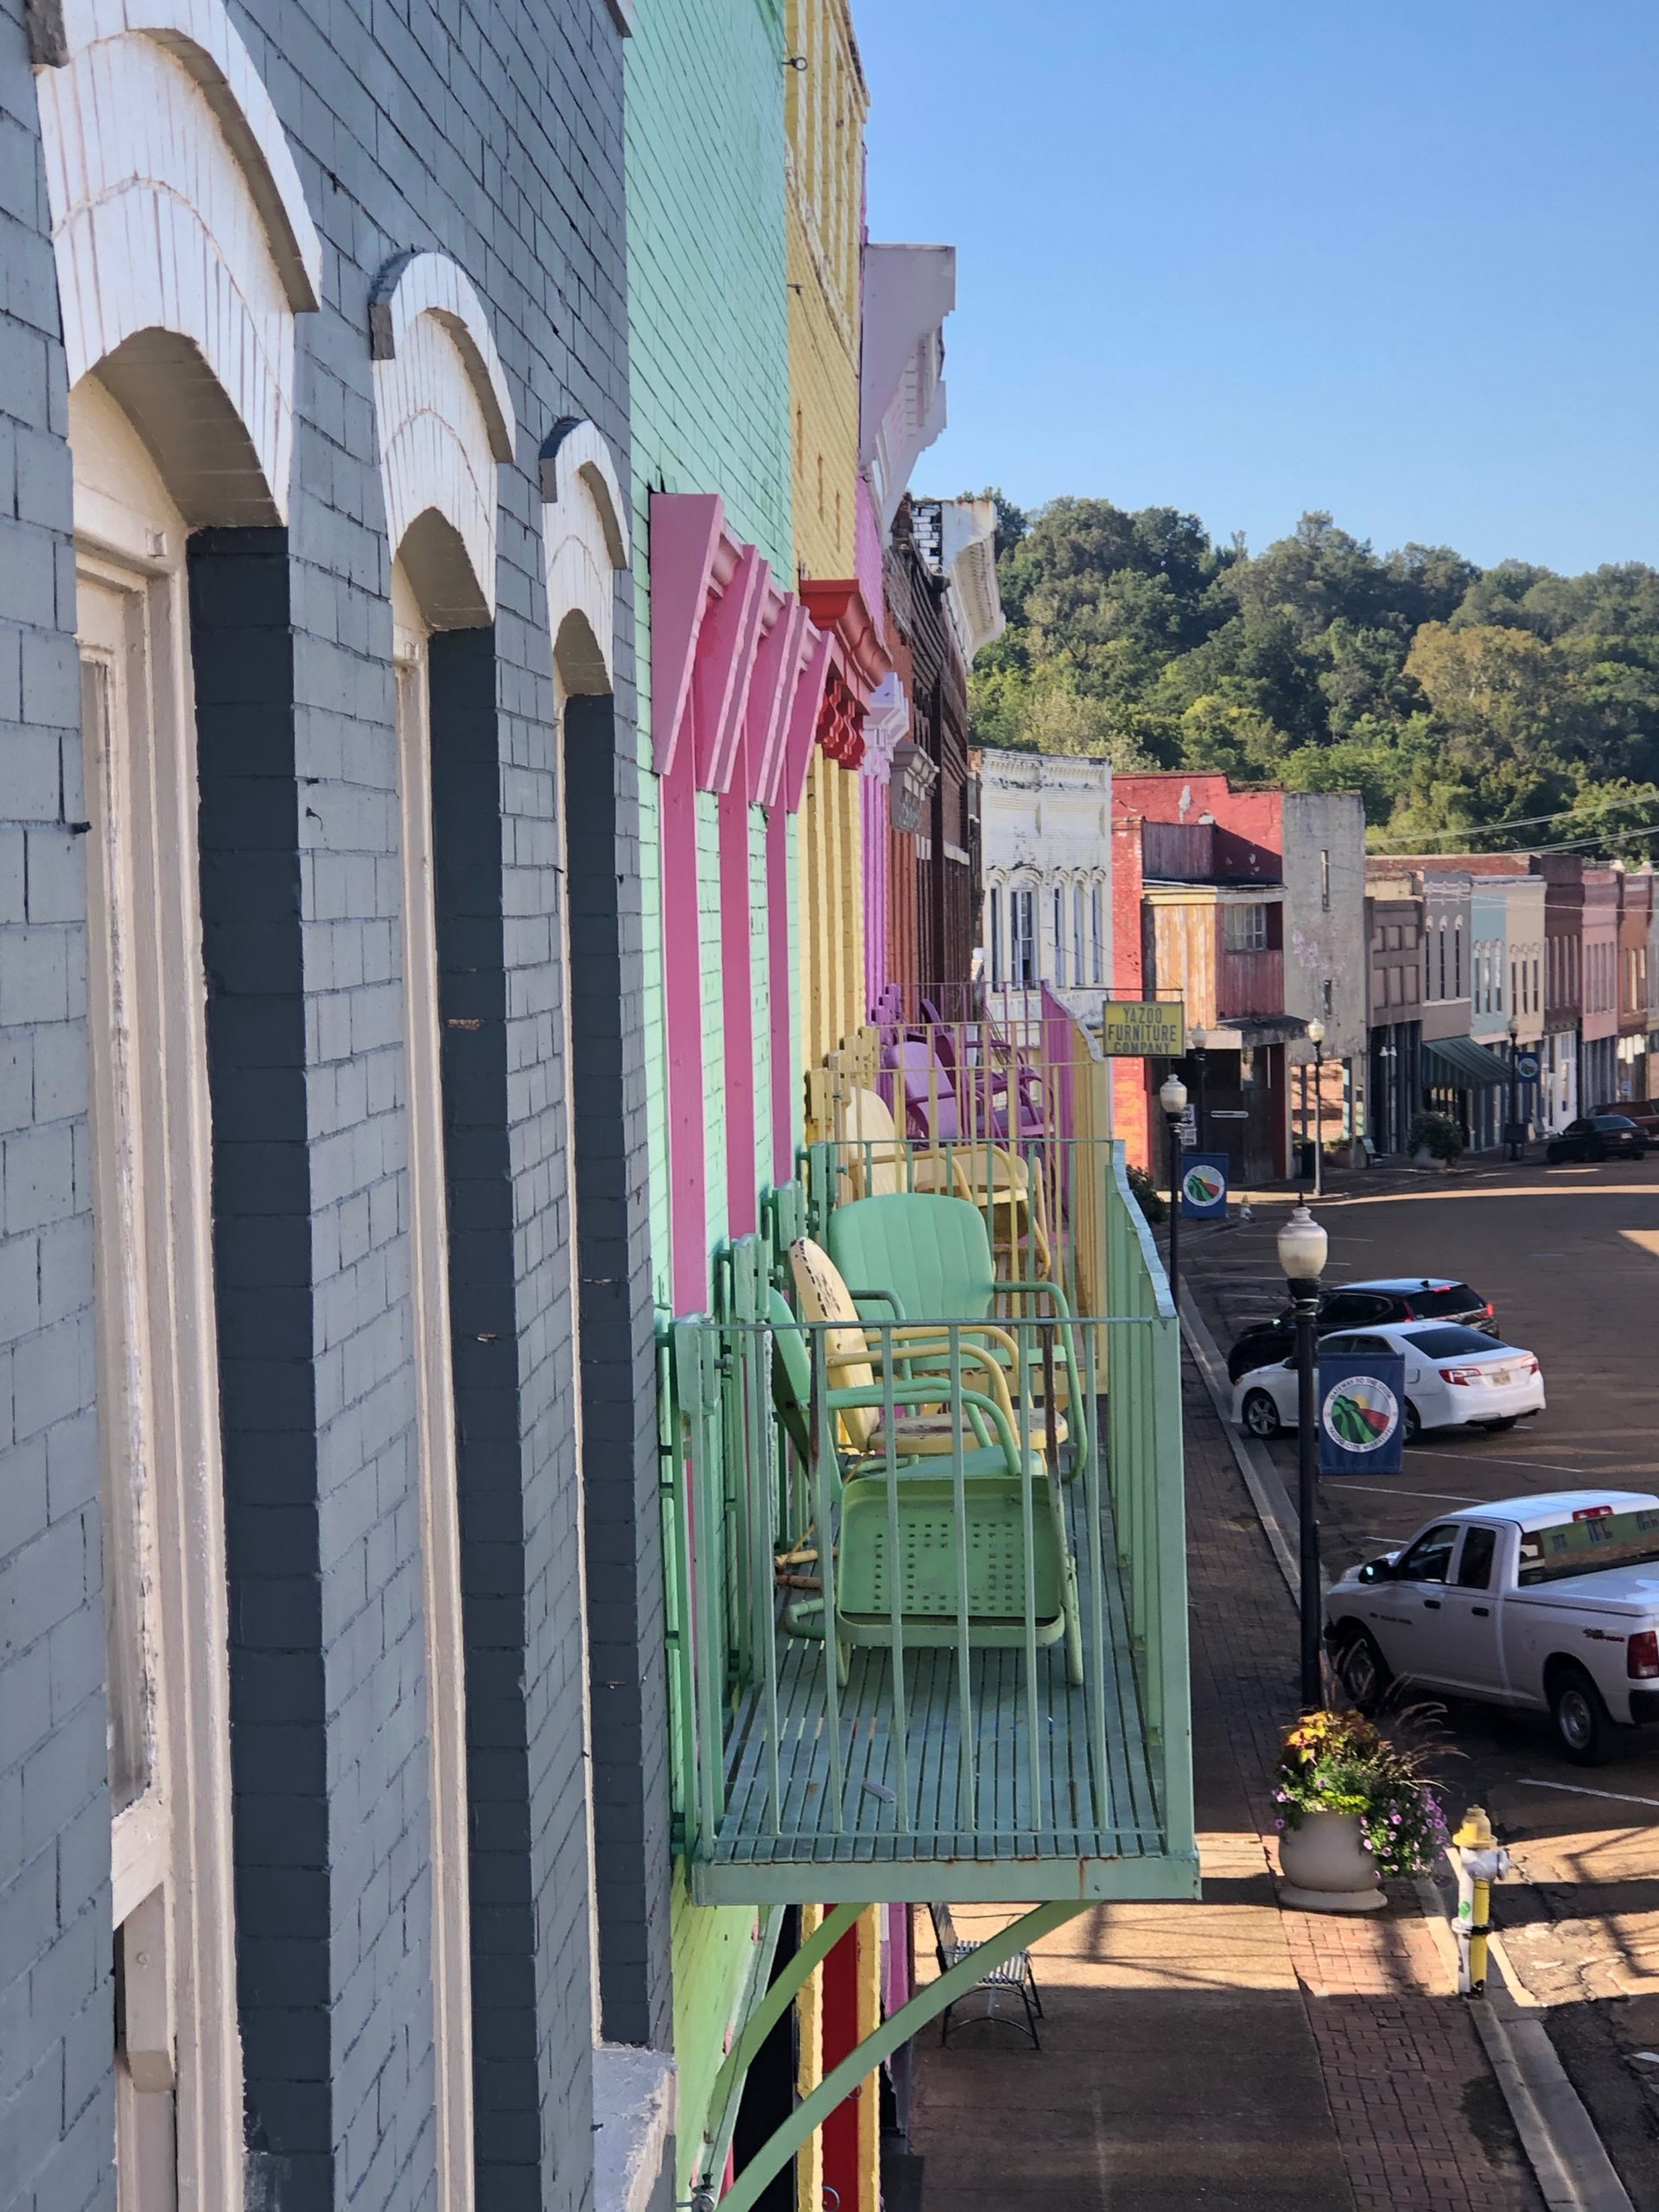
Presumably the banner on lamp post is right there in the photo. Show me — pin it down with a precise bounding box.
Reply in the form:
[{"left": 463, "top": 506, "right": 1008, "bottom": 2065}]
[
  {"left": 1318, "top": 1352, "right": 1408, "bottom": 1477},
  {"left": 1179, "top": 1151, "right": 1228, "bottom": 1219}
]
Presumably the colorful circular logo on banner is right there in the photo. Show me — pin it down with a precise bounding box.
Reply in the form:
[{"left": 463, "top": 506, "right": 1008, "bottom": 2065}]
[
  {"left": 1322, "top": 1376, "right": 1401, "bottom": 1454},
  {"left": 1516, "top": 1051, "right": 1540, "bottom": 1082},
  {"left": 1182, "top": 1161, "right": 1226, "bottom": 1208}
]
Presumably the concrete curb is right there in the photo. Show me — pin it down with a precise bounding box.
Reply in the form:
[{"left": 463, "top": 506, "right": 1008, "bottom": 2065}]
[{"left": 1178, "top": 1287, "right": 1635, "bottom": 2212}]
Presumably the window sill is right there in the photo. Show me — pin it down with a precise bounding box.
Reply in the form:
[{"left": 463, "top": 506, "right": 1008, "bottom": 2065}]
[{"left": 594, "top": 2044, "right": 677, "bottom": 2212}]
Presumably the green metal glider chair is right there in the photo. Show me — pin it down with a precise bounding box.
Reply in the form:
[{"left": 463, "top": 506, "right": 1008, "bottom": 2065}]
[
  {"left": 766, "top": 1281, "right": 1083, "bottom": 1684},
  {"left": 824, "top": 1192, "right": 1086, "bottom": 1474}
]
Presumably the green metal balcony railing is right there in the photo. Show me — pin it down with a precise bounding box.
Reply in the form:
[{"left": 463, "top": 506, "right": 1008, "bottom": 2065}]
[{"left": 662, "top": 1147, "right": 1195, "bottom": 1906}]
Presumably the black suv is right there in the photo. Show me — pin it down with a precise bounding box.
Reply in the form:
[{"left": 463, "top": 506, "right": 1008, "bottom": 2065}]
[{"left": 1224, "top": 1278, "right": 1496, "bottom": 1382}]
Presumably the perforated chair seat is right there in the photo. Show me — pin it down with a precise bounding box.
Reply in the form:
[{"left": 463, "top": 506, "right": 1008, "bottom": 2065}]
[{"left": 834, "top": 1477, "right": 1067, "bottom": 1647}]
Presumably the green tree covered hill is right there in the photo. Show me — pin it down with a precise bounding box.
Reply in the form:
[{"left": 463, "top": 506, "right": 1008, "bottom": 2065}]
[{"left": 968, "top": 495, "right": 1659, "bottom": 855}]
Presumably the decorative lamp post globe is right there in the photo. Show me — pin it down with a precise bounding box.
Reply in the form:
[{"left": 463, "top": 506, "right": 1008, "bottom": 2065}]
[
  {"left": 1277, "top": 1200, "right": 1330, "bottom": 1707},
  {"left": 1276, "top": 1201, "right": 1329, "bottom": 1294},
  {"left": 1160, "top": 1072, "right": 1188, "bottom": 1310}
]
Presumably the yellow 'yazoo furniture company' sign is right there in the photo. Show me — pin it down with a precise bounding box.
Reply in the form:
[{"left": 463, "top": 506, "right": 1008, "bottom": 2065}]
[{"left": 1099, "top": 1001, "right": 1185, "bottom": 1057}]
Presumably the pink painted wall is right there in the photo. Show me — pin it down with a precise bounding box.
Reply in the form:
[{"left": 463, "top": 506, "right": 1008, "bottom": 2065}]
[
  {"left": 662, "top": 753, "right": 710, "bottom": 1312},
  {"left": 720, "top": 786, "right": 760, "bottom": 1238},
  {"left": 767, "top": 807, "right": 795, "bottom": 1185}
]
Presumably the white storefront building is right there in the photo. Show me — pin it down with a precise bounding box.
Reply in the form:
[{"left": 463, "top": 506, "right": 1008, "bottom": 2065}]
[{"left": 977, "top": 748, "right": 1113, "bottom": 1011}]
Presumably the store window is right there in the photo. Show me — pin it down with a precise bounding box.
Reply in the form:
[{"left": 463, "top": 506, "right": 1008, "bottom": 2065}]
[{"left": 1223, "top": 902, "right": 1269, "bottom": 953}]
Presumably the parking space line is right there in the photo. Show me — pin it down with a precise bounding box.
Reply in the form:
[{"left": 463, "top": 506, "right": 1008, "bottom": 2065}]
[
  {"left": 1408, "top": 1447, "right": 1586, "bottom": 1475},
  {"left": 1326, "top": 1483, "right": 1481, "bottom": 1503},
  {"left": 1516, "top": 1777, "right": 1659, "bottom": 1814}
]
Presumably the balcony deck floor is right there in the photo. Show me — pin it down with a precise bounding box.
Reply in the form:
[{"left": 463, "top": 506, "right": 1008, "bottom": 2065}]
[{"left": 693, "top": 1489, "right": 1197, "bottom": 1905}]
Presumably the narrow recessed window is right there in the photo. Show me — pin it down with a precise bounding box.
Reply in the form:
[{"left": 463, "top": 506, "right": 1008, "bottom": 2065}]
[
  {"left": 1320, "top": 848, "right": 1330, "bottom": 911},
  {"left": 1011, "top": 889, "right": 1036, "bottom": 986}
]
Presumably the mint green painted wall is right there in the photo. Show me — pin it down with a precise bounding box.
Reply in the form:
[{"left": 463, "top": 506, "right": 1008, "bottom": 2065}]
[
  {"left": 625, "top": 0, "right": 795, "bottom": 2189},
  {"left": 628, "top": 0, "right": 793, "bottom": 1313}
]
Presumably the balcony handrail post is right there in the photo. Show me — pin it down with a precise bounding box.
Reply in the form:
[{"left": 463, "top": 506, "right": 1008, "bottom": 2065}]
[
  {"left": 810, "top": 1322, "right": 847, "bottom": 1834},
  {"left": 949, "top": 1325, "right": 977, "bottom": 1840},
  {"left": 1154, "top": 1304, "right": 1192, "bottom": 1847},
  {"left": 876, "top": 1322, "right": 912, "bottom": 1833},
  {"left": 1082, "top": 1319, "right": 1111, "bottom": 1830}
]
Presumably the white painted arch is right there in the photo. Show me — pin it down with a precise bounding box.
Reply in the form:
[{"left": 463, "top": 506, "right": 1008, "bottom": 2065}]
[
  {"left": 372, "top": 251, "right": 516, "bottom": 628},
  {"left": 540, "top": 416, "right": 629, "bottom": 697},
  {"left": 36, "top": 0, "right": 322, "bottom": 522}
]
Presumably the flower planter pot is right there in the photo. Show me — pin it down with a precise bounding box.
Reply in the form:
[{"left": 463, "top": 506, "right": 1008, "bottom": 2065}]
[{"left": 1277, "top": 1809, "right": 1387, "bottom": 1913}]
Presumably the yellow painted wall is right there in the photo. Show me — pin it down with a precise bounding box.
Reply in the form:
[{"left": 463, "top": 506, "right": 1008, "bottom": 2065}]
[
  {"left": 785, "top": 0, "right": 862, "bottom": 583},
  {"left": 800, "top": 748, "right": 865, "bottom": 1070},
  {"left": 795, "top": 1906, "right": 824, "bottom": 2212},
  {"left": 793, "top": 1905, "right": 883, "bottom": 2212},
  {"left": 789, "top": 0, "right": 868, "bottom": 1075}
]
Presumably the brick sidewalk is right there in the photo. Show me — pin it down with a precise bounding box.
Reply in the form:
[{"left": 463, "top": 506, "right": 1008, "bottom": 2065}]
[{"left": 907, "top": 1358, "right": 1541, "bottom": 2211}]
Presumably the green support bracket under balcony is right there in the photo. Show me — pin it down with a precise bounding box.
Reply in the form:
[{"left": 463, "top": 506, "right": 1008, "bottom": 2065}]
[{"left": 705, "top": 1900, "right": 1089, "bottom": 2212}]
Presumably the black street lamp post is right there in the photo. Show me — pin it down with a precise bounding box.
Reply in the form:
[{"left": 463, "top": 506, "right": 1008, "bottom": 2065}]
[
  {"left": 1507, "top": 1015, "right": 1522, "bottom": 1162},
  {"left": 1160, "top": 1071, "right": 1187, "bottom": 1312},
  {"left": 1306, "top": 1018, "right": 1326, "bottom": 1198},
  {"left": 1277, "top": 1201, "right": 1330, "bottom": 1710},
  {"left": 1190, "top": 1025, "right": 1209, "bottom": 1151}
]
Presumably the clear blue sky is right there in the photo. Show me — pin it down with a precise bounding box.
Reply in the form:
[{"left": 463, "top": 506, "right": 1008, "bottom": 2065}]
[{"left": 857, "top": 2, "right": 1659, "bottom": 575}]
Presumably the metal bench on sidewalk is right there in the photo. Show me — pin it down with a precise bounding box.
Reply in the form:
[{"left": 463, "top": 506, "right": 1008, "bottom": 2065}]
[{"left": 929, "top": 1904, "right": 1045, "bottom": 2049}]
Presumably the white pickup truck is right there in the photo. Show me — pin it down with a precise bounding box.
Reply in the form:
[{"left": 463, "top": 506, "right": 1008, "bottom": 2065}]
[{"left": 1325, "top": 1489, "right": 1659, "bottom": 1764}]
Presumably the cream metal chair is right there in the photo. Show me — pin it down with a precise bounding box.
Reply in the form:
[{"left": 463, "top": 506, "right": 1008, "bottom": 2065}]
[{"left": 837, "top": 1086, "right": 1052, "bottom": 1277}]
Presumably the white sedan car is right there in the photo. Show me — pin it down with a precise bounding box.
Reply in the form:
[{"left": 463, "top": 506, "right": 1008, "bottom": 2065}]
[{"left": 1232, "top": 1319, "right": 1545, "bottom": 1446}]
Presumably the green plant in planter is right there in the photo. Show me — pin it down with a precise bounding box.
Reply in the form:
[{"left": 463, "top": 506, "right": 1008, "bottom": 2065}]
[
  {"left": 1274, "top": 1709, "right": 1449, "bottom": 1878},
  {"left": 1125, "top": 1162, "right": 1166, "bottom": 1224},
  {"left": 1408, "top": 1110, "right": 1463, "bottom": 1164}
]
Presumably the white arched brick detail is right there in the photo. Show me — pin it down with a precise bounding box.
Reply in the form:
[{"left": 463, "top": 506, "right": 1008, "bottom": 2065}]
[
  {"left": 539, "top": 417, "right": 628, "bottom": 696},
  {"left": 371, "top": 252, "right": 515, "bottom": 627},
  {"left": 36, "top": 0, "right": 321, "bottom": 521}
]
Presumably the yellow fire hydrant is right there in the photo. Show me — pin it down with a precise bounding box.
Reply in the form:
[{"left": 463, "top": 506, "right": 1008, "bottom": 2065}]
[{"left": 1450, "top": 1805, "right": 1512, "bottom": 1997}]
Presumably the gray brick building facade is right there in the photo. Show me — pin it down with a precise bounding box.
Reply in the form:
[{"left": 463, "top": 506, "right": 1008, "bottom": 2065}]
[{"left": 0, "top": 1, "right": 658, "bottom": 2209}]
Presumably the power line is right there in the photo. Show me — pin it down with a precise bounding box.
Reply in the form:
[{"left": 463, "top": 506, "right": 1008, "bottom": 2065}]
[
  {"left": 1483, "top": 817, "right": 1659, "bottom": 860},
  {"left": 1421, "top": 788, "right": 1659, "bottom": 849}
]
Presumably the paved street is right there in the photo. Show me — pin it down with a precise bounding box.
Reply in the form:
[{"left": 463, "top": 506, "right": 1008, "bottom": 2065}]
[{"left": 1185, "top": 1156, "right": 1659, "bottom": 2203}]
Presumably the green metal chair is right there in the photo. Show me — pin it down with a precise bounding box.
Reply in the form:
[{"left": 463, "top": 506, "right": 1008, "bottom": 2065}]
[
  {"left": 824, "top": 1194, "right": 1086, "bottom": 1472},
  {"left": 765, "top": 1289, "right": 1083, "bottom": 1682}
]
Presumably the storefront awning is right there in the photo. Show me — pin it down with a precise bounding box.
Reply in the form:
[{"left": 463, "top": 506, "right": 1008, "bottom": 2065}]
[
  {"left": 1423, "top": 1036, "right": 1509, "bottom": 1088},
  {"left": 1210, "top": 1014, "right": 1308, "bottom": 1047}
]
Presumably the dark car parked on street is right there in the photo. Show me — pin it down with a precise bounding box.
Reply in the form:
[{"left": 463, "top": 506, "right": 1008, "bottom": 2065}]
[
  {"left": 1592, "top": 1100, "right": 1659, "bottom": 1139},
  {"left": 1224, "top": 1277, "right": 1497, "bottom": 1383},
  {"left": 1547, "top": 1114, "right": 1649, "bottom": 1164}
]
